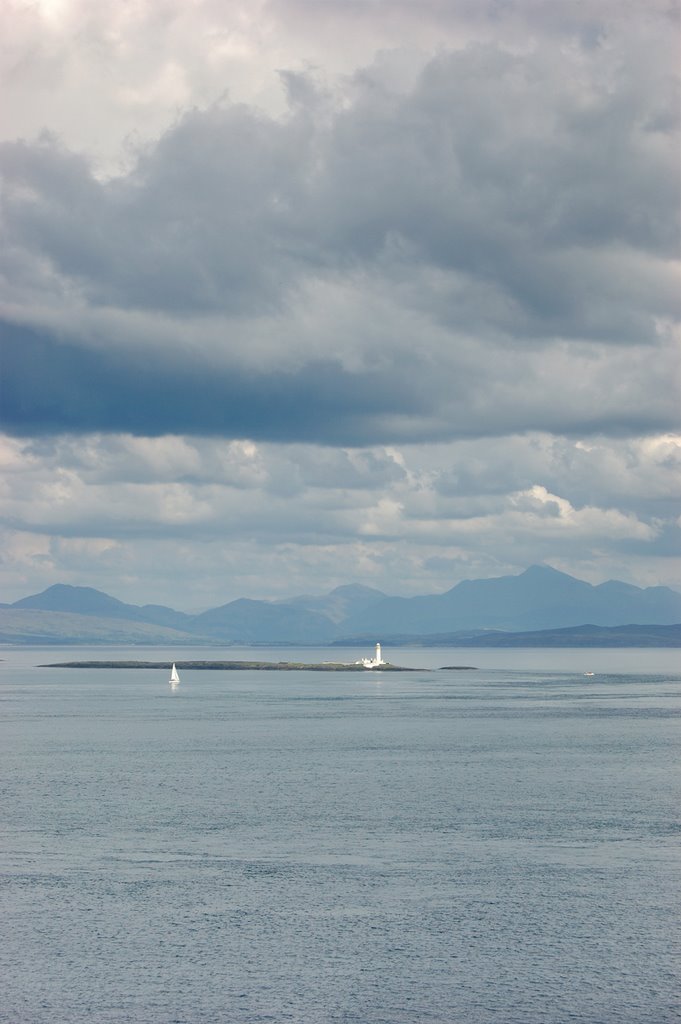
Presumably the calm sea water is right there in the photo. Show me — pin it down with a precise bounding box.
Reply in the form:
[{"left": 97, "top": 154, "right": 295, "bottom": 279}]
[{"left": 1, "top": 646, "right": 680, "bottom": 1024}]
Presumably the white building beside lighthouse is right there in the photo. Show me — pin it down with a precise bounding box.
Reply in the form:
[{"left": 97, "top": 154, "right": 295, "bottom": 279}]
[{"left": 359, "top": 643, "right": 385, "bottom": 668}]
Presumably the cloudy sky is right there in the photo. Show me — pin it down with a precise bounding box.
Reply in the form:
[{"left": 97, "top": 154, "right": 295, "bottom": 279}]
[{"left": 1, "top": 0, "right": 679, "bottom": 609}]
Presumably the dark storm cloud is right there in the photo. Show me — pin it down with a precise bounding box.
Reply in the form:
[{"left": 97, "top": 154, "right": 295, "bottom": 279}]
[
  {"left": 1, "top": 38, "right": 679, "bottom": 443},
  {"left": 3, "top": 315, "right": 678, "bottom": 444},
  {"left": 0, "top": 320, "right": 426, "bottom": 444}
]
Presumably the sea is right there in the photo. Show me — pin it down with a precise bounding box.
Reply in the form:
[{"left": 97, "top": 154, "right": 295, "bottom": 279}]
[{"left": 1, "top": 645, "right": 679, "bottom": 1024}]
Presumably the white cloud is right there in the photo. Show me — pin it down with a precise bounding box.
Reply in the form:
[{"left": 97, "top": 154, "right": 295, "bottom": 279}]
[{"left": 1, "top": 431, "right": 677, "bottom": 604}]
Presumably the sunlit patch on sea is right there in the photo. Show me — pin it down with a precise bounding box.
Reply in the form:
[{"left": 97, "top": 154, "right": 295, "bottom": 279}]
[{"left": 1, "top": 646, "right": 679, "bottom": 1023}]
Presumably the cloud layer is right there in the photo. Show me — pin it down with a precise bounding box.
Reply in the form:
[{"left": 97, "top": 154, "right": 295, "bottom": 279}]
[
  {"left": 1, "top": 430, "right": 678, "bottom": 606},
  {"left": 0, "top": 0, "right": 679, "bottom": 603}
]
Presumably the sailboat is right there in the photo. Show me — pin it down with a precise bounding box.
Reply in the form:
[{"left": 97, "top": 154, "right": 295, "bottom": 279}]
[{"left": 169, "top": 663, "right": 180, "bottom": 688}]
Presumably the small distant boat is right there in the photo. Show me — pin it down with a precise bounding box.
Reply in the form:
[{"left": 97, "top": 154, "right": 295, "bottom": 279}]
[
  {"left": 584, "top": 671, "right": 595, "bottom": 677},
  {"left": 169, "top": 663, "right": 180, "bottom": 687}
]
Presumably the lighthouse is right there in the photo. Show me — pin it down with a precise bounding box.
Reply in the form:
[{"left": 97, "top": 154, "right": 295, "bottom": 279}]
[{"left": 359, "top": 643, "right": 385, "bottom": 668}]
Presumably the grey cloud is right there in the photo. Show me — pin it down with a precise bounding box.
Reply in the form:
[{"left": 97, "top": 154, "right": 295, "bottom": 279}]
[
  {"left": 263, "top": 446, "right": 407, "bottom": 494},
  {"left": 1, "top": 119, "right": 294, "bottom": 314},
  {"left": 2, "top": 37, "right": 677, "bottom": 334},
  {"left": 3, "top": 312, "right": 678, "bottom": 444},
  {"left": 431, "top": 435, "right": 681, "bottom": 521},
  {"left": 0, "top": 319, "right": 436, "bottom": 443}
]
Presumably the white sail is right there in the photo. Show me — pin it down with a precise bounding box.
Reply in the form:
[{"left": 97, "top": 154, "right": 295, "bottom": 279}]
[{"left": 169, "top": 663, "right": 180, "bottom": 685}]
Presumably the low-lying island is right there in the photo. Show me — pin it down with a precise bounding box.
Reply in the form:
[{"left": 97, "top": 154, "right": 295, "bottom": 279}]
[{"left": 40, "top": 659, "right": 425, "bottom": 671}]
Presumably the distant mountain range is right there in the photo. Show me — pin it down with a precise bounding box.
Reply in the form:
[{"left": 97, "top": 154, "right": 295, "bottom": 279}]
[
  {"left": 1, "top": 566, "right": 680, "bottom": 646},
  {"left": 332, "top": 623, "right": 681, "bottom": 649}
]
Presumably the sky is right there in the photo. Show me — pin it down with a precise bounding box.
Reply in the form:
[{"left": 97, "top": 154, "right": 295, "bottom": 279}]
[{"left": 0, "top": 0, "right": 679, "bottom": 610}]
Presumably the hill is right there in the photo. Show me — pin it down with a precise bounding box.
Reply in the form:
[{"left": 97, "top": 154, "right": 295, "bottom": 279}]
[
  {"left": 191, "top": 598, "right": 336, "bottom": 644},
  {"left": 12, "top": 584, "right": 192, "bottom": 630},
  {"left": 278, "top": 584, "right": 387, "bottom": 624},
  {"left": 0, "top": 609, "right": 201, "bottom": 645}
]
